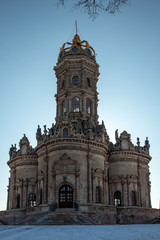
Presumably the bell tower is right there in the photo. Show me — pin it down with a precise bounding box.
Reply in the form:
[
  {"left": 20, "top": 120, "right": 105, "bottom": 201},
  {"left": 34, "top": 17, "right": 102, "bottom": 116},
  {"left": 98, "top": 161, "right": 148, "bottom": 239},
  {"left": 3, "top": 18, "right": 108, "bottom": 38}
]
[{"left": 54, "top": 33, "right": 106, "bottom": 142}]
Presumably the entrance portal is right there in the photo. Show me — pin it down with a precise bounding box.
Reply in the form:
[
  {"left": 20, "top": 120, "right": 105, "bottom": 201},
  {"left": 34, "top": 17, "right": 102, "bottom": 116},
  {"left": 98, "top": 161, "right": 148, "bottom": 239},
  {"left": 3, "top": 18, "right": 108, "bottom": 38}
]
[{"left": 59, "top": 185, "right": 73, "bottom": 208}]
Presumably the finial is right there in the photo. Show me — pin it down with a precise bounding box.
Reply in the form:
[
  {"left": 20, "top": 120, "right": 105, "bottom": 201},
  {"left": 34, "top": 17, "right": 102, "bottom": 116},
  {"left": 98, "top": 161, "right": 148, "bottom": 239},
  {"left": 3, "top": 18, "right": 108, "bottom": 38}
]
[
  {"left": 60, "top": 23, "right": 95, "bottom": 56},
  {"left": 145, "top": 137, "right": 149, "bottom": 146},
  {"left": 75, "top": 20, "right": 77, "bottom": 35},
  {"left": 115, "top": 129, "right": 118, "bottom": 141}
]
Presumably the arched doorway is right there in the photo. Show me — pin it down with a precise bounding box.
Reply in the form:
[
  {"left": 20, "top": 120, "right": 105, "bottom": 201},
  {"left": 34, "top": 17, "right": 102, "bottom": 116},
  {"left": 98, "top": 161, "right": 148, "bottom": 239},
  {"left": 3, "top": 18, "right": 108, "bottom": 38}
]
[{"left": 59, "top": 185, "right": 73, "bottom": 208}]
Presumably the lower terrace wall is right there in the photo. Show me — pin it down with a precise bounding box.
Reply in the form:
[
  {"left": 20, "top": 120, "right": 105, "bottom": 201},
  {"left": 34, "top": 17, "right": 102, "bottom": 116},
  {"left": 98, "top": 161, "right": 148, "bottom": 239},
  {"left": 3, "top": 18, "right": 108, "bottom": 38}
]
[
  {"left": 0, "top": 205, "right": 159, "bottom": 225},
  {"left": 117, "top": 207, "right": 159, "bottom": 224},
  {"left": 0, "top": 205, "right": 49, "bottom": 225}
]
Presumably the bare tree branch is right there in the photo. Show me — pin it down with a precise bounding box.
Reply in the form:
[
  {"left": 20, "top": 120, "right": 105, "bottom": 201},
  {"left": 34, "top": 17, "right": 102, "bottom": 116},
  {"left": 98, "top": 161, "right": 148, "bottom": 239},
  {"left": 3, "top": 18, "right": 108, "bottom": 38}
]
[
  {"left": 57, "top": 0, "right": 129, "bottom": 19},
  {"left": 105, "top": 0, "right": 129, "bottom": 14}
]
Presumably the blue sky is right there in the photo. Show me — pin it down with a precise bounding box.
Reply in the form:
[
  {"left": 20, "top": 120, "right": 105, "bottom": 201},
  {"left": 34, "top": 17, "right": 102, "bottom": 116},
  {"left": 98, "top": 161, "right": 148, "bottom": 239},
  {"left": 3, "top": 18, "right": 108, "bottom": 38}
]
[{"left": 0, "top": 0, "right": 160, "bottom": 210}]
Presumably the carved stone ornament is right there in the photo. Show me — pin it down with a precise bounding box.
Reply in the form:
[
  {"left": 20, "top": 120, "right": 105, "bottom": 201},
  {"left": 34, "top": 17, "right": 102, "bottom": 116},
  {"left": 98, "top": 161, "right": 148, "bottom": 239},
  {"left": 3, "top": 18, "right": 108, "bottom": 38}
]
[
  {"left": 52, "top": 153, "right": 78, "bottom": 176},
  {"left": 92, "top": 168, "right": 104, "bottom": 179},
  {"left": 60, "top": 153, "right": 71, "bottom": 161}
]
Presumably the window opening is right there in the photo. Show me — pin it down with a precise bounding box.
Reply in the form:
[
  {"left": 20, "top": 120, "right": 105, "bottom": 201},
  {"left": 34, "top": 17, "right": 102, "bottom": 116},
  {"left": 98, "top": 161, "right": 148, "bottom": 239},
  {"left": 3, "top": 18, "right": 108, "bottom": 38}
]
[
  {"left": 63, "top": 128, "right": 68, "bottom": 137},
  {"left": 72, "top": 97, "right": 79, "bottom": 112},
  {"left": 131, "top": 191, "right": 137, "bottom": 206},
  {"left": 86, "top": 78, "right": 91, "bottom": 87},
  {"left": 72, "top": 76, "right": 78, "bottom": 85},
  {"left": 96, "top": 187, "right": 101, "bottom": 203},
  {"left": 86, "top": 98, "right": 91, "bottom": 114},
  {"left": 17, "top": 194, "right": 20, "bottom": 208},
  {"left": 114, "top": 191, "right": 121, "bottom": 206},
  {"left": 28, "top": 193, "right": 36, "bottom": 206}
]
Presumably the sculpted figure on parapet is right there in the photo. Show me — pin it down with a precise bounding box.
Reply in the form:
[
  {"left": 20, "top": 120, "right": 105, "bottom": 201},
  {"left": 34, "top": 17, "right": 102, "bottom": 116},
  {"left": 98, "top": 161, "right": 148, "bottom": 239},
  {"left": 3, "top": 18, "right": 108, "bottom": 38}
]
[
  {"left": 115, "top": 129, "right": 119, "bottom": 142},
  {"left": 35, "top": 119, "right": 112, "bottom": 146},
  {"left": 109, "top": 129, "right": 150, "bottom": 155},
  {"left": 9, "top": 144, "right": 17, "bottom": 159},
  {"left": 144, "top": 137, "right": 150, "bottom": 154},
  {"left": 36, "top": 125, "right": 42, "bottom": 144}
]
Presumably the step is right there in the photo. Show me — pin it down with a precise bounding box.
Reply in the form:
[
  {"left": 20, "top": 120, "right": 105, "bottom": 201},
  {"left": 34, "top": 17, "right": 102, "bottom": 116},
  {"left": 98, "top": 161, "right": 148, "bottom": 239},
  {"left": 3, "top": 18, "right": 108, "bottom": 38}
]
[{"left": 54, "top": 208, "right": 76, "bottom": 213}]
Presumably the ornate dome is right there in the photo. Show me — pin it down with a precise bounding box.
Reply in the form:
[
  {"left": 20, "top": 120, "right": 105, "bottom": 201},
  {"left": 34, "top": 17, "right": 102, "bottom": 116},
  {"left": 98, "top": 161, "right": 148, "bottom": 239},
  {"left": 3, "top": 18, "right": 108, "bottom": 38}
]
[{"left": 58, "top": 34, "right": 96, "bottom": 61}]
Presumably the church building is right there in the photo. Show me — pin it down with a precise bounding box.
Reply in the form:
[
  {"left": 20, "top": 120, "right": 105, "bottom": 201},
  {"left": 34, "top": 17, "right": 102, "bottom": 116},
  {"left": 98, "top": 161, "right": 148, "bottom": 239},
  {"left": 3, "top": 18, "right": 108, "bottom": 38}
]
[{"left": 5, "top": 32, "right": 155, "bottom": 224}]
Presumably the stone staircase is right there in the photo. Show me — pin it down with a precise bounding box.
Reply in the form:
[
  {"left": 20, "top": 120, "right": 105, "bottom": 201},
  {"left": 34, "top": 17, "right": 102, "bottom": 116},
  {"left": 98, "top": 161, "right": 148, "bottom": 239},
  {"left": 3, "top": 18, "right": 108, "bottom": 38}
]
[
  {"left": 0, "top": 208, "right": 95, "bottom": 225},
  {"left": 31, "top": 209, "right": 94, "bottom": 225}
]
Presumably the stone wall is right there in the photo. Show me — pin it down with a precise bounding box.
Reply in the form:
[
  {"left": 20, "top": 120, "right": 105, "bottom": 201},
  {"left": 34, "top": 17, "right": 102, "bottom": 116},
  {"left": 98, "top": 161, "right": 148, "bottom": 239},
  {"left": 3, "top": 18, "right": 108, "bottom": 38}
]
[{"left": 0, "top": 206, "right": 159, "bottom": 225}]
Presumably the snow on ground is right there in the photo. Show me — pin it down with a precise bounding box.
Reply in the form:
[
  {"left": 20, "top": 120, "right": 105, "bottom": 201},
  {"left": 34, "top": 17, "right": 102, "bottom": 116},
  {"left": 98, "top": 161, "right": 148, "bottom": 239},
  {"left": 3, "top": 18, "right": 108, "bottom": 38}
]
[{"left": 0, "top": 225, "right": 160, "bottom": 240}]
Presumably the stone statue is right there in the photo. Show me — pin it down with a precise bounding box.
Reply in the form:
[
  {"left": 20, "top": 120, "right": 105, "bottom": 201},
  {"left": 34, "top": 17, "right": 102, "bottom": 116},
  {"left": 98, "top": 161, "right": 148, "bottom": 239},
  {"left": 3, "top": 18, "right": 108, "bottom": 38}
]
[
  {"left": 43, "top": 125, "right": 47, "bottom": 135},
  {"left": 115, "top": 129, "right": 118, "bottom": 141},
  {"left": 9, "top": 144, "right": 17, "bottom": 159},
  {"left": 36, "top": 125, "right": 42, "bottom": 143}
]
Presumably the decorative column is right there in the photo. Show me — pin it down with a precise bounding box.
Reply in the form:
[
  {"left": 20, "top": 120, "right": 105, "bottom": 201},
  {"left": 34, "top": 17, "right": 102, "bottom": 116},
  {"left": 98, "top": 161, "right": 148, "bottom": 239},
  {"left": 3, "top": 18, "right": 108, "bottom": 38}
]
[
  {"left": 7, "top": 178, "right": 10, "bottom": 210},
  {"left": 12, "top": 168, "right": 16, "bottom": 209},
  {"left": 148, "top": 181, "right": 151, "bottom": 208},
  {"left": 43, "top": 148, "right": 48, "bottom": 204},
  {"left": 24, "top": 179, "right": 28, "bottom": 207},
  {"left": 104, "top": 160, "right": 109, "bottom": 205},
  {"left": 20, "top": 180, "right": 23, "bottom": 208},
  {"left": 127, "top": 177, "right": 130, "bottom": 206},
  {"left": 121, "top": 178, "right": 125, "bottom": 206},
  {"left": 75, "top": 168, "right": 80, "bottom": 203},
  {"left": 87, "top": 145, "right": 92, "bottom": 203},
  {"left": 91, "top": 168, "right": 94, "bottom": 203},
  {"left": 137, "top": 165, "right": 142, "bottom": 206}
]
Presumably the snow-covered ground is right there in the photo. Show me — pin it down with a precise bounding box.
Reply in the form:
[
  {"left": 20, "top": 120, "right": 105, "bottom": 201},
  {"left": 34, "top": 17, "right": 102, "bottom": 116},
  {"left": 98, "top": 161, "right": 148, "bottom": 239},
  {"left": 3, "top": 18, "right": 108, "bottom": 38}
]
[{"left": 0, "top": 225, "right": 160, "bottom": 240}]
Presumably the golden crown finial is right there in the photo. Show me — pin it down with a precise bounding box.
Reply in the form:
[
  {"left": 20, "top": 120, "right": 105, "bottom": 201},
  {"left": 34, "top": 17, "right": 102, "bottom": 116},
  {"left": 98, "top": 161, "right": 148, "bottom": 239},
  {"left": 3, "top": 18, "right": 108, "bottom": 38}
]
[{"left": 60, "top": 23, "right": 95, "bottom": 56}]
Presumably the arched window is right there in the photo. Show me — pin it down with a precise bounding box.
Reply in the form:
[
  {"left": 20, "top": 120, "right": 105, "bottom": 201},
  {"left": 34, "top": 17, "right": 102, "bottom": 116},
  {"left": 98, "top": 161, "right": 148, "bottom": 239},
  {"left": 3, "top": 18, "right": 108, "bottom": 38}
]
[
  {"left": 131, "top": 191, "right": 137, "bottom": 206},
  {"left": 114, "top": 191, "right": 121, "bottom": 206},
  {"left": 96, "top": 186, "right": 101, "bottom": 203},
  {"left": 40, "top": 189, "right": 42, "bottom": 204},
  {"left": 72, "top": 97, "right": 79, "bottom": 112},
  {"left": 28, "top": 193, "right": 36, "bottom": 206},
  {"left": 72, "top": 76, "right": 78, "bottom": 85},
  {"left": 17, "top": 194, "right": 20, "bottom": 208},
  {"left": 86, "top": 78, "right": 91, "bottom": 87},
  {"left": 63, "top": 128, "right": 68, "bottom": 137},
  {"left": 62, "top": 100, "right": 66, "bottom": 115},
  {"left": 86, "top": 98, "right": 91, "bottom": 114}
]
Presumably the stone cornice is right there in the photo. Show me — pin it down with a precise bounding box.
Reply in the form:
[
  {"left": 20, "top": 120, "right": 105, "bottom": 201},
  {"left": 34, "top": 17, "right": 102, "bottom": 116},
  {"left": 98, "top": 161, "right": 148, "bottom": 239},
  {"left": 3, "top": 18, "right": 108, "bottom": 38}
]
[
  {"left": 52, "top": 170, "right": 79, "bottom": 177},
  {"left": 35, "top": 138, "right": 108, "bottom": 153},
  {"left": 56, "top": 88, "right": 97, "bottom": 99},
  {"left": 8, "top": 155, "right": 38, "bottom": 169},
  {"left": 109, "top": 150, "right": 151, "bottom": 162},
  {"left": 109, "top": 158, "right": 149, "bottom": 166},
  {"left": 55, "top": 55, "right": 99, "bottom": 77}
]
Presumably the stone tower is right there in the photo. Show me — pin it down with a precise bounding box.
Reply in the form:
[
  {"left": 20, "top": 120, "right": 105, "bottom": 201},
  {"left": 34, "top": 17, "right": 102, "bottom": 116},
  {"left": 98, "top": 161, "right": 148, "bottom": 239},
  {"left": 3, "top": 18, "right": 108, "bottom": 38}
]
[{"left": 7, "top": 32, "right": 151, "bottom": 212}]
